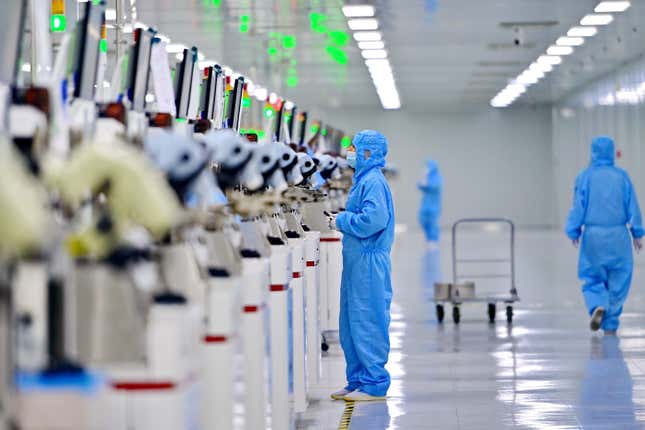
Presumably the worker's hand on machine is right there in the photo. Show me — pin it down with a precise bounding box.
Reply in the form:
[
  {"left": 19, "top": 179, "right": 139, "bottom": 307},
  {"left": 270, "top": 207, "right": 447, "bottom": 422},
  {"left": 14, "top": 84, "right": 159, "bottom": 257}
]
[
  {"left": 572, "top": 239, "right": 580, "bottom": 249},
  {"left": 634, "top": 237, "right": 643, "bottom": 253}
]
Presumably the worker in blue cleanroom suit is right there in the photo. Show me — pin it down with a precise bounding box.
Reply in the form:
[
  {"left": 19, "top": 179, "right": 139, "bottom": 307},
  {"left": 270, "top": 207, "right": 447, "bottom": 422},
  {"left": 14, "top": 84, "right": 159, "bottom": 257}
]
[
  {"left": 327, "top": 130, "right": 395, "bottom": 402},
  {"left": 565, "top": 136, "right": 644, "bottom": 334},
  {"left": 418, "top": 160, "right": 442, "bottom": 244}
]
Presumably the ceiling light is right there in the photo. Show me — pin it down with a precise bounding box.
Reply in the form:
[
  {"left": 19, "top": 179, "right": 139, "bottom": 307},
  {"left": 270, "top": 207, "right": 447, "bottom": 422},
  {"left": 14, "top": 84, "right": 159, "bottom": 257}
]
[
  {"left": 522, "top": 69, "right": 544, "bottom": 80},
  {"left": 491, "top": 100, "right": 509, "bottom": 108},
  {"left": 361, "top": 49, "right": 387, "bottom": 59},
  {"left": 342, "top": 5, "right": 375, "bottom": 17},
  {"left": 353, "top": 31, "right": 382, "bottom": 42},
  {"left": 222, "top": 66, "right": 233, "bottom": 76},
  {"left": 105, "top": 8, "right": 116, "bottom": 21},
  {"left": 269, "top": 93, "right": 278, "bottom": 104},
  {"left": 516, "top": 74, "right": 538, "bottom": 85},
  {"left": 580, "top": 14, "right": 614, "bottom": 26},
  {"left": 166, "top": 43, "right": 187, "bottom": 54},
  {"left": 547, "top": 45, "right": 574, "bottom": 56},
  {"left": 594, "top": 1, "right": 631, "bottom": 13},
  {"left": 365, "top": 59, "right": 390, "bottom": 68},
  {"left": 348, "top": 18, "right": 379, "bottom": 31},
  {"left": 530, "top": 62, "right": 553, "bottom": 73},
  {"left": 145, "top": 93, "right": 155, "bottom": 103},
  {"left": 134, "top": 21, "right": 147, "bottom": 29},
  {"left": 568, "top": 26, "right": 598, "bottom": 37},
  {"left": 254, "top": 87, "right": 268, "bottom": 101},
  {"left": 122, "top": 24, "right": 133, "bottom": 33},
  {"left": 506, "top": 84, "right": 527, "bottom": 94},
  {"left": 556, "top": 36, "right": 585, "bottom": 46},
  {"left": 175, "top": 53, "right": 183, "bottom": 61},
  {"left": 358, "top": 41, "right": 385, "bottom": 50},
  {"left": 537, "top": 55, "right": 562, "bottom": 65}
]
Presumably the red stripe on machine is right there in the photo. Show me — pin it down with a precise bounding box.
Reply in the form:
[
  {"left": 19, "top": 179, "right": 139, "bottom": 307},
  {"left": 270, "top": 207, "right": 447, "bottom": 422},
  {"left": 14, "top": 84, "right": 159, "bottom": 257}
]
[
  {"left": 243, "top": 305, "right": 261, "bottom": 313},
  {"left": 306, "top": 261, "right": 317, "bottom": 267},
  {"left": 111, "top": 381, "right": 177, "bottom": 391},
  {"left": 320, "top": 237, "right": 341, "bottom": 242},
  {"left": 270, "top": 284, "right": 288, "bottom": 292},
  {"left": 203, "top": 335, "right": 227, "bottom": 343},
  {"left": 292, "top": 272, "right": 303, "bottom": 278}
]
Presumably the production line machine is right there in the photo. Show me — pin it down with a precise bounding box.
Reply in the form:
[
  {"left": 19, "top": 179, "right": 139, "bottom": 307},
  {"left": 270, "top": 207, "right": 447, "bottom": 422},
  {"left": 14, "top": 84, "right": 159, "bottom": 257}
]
[{"left": 0, "top": 1, "right": 355, "bottom": 429}]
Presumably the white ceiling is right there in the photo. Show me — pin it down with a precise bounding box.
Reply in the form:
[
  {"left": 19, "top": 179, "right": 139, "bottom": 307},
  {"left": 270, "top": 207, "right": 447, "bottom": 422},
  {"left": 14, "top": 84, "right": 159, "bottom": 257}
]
[{"left": 132, "top": 0, "right": 645, "bottom": 112}]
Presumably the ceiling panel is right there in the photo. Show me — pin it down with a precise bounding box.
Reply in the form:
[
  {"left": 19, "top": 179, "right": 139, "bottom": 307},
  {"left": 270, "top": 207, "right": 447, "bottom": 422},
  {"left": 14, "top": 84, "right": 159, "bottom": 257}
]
[{"left": 130, "top": 0, "right": 645, "bottom": 111}]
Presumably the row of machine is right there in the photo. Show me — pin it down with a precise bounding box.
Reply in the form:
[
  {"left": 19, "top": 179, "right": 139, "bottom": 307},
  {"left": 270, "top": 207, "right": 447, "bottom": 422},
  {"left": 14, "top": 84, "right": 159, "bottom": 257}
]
[{"left": 0, "top": 1, "right": 355, "bottom": 429}]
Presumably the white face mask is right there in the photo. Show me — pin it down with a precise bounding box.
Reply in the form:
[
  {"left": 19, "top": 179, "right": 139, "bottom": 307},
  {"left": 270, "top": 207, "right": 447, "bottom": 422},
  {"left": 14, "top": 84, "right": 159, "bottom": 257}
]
[{"left": 347, "top": 152, "right": 357, "bottom": 168}]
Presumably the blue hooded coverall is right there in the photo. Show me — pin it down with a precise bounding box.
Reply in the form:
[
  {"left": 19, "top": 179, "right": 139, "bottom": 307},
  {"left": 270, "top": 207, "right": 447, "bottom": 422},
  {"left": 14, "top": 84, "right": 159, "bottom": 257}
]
[
  {"left": 335, "top": 130, "right": 395, "bottom": 397},
  {"left": 565, "top": 136, "right": 644, "bottom": 331},
  {"left": 418, "top": 160, "right": 443, "bottom": 241}
]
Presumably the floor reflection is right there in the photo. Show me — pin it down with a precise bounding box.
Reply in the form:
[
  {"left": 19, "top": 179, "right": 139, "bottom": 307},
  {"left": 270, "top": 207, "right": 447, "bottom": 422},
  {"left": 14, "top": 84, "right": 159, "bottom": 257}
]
[
  {"left": 420, "top": 247, "right": 442, "bottom": 304},
  {"left": 577, "top": 336, "right": 637, "bottom": 429},
  {"left": 348, "top": 401, "right": 391, "bottom": 430}
]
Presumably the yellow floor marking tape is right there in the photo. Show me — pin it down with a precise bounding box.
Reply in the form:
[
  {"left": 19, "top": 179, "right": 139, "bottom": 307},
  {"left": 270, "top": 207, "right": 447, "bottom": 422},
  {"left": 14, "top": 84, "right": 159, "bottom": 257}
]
[{"left": 338, "top": 400, "right": 356, "bottom": 430}]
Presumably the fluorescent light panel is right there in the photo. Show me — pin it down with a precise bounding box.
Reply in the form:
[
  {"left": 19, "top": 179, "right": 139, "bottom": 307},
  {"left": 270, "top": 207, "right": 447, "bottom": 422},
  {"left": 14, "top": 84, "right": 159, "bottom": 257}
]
[
  {"left": 353, "top": 31, "right": 382, "bottom": 41},
  {"left": 537, "top": 55, "right": 562, "bottom": 65},
  {"left": 361, "top": 49, "right": 387, "bottom": 59},
  {"left": 342, "top": 5, "right": 375, "bottom": 17},
  {"left": 105, "top": 8, "right": 116, "bottom": 21},
  {"left": 556, "top": 36, "right": 585, "bottom": 46},
  {"left": 348, "top": 18, "right": 379, "bottom": 31},
  {"left": 580, "top": 14, "right": 614, "bottom": 25},
  {"left": 358, "top": 41, "right": 385, "bottom": 50},
  {"left": 547, "top": 45, "right": 574, "bottom": 56},
  {"left": 595, "top": 1, "right": 631, "bottom": 13},
  {"left": 568, "top": 26, "right": 598, "bottom": 37}
]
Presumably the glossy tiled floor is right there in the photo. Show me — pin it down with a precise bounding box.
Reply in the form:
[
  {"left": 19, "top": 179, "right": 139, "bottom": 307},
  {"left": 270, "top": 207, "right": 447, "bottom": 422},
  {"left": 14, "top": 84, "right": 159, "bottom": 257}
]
[{"left": 297, "top": 228, "right": 645, "bottom": 429}]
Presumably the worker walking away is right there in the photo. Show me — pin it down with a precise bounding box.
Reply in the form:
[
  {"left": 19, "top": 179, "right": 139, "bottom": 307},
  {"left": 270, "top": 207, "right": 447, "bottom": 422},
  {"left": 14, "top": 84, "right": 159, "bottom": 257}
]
[
  {"left": 327, "top": 130, "right": 395, "bottom": 401},
  {"left": 418, "top": 160, "right": 442, "bottom": 247},
  {"left": 565, "top": 136, "right": 644, "bottom": 335}
]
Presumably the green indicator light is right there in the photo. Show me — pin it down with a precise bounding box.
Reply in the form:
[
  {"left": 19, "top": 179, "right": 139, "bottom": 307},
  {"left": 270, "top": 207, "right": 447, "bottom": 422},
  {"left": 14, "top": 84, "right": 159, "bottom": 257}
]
[
  {"left": 99, "top": 39, "right": 108, "bottom": 53},
  {"left": 326, "top": 46, "right": 348, "bottom": 65},
  {"left": 287, "top": 75, "right": 298, "bottom": 87},
  {"left": 92, "top": 0, "right": 100, "bottom": 5},
  {"left": 240, "top": 14, "right": 250, "bottom": 23},
  {"left": 267, "top": 47, "right": 278, "bottom": 56},
  {"left": 329, "top": 31, "right": 349, "bottom": 47},
  {"left": 240, "top": 128, "right": 247, "bottom": 134},
  {"left": 242, "top": 97, "right": 251, "bottom": 108},
  {"left": 341, "top": 136, "right": 352, "bottom": 148},
  {"left": 51, "top": 14, "right": 66, "bottom": 32},
  {"left": 240, "top": 23, "right": 249, "bottom": 33},
  {"left": 264, "top": 107, "right": 275, "bottom": 118},
  {"left": 258, "top": 130, "right": 266, "bottom": 139},
  {"left": 283, "top": 35, "right": 296, "bottom": 49},
  {"left": 311, "top": 124, "right": 319, "bottom": 134},
  {"left": 309, "top": 13, "right": 328, "bottom": 33},
  {"left": 176, "top": 118, "right": 187, "bottom": 123},
  {"left": 212, "top": 0, "right": 222, "bottom": 6},
  {"left": 322, "top": 129, "right": 328, "bottom": 136}
]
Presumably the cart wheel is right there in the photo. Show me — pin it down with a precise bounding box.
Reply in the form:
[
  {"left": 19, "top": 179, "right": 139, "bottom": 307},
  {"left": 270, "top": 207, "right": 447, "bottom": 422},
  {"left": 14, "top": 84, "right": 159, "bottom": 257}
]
[
  {"left": 487, "top": 303, "right": 496, "bottom": 323},
  {"left": 452, "top": 306, "right": 460, "bottom": 324},
  {"left": 506, "top": 306, "right": 514, "bottom": 324},
  {"left": 436, "top": 304, "right": 445, "bottom": 323}
]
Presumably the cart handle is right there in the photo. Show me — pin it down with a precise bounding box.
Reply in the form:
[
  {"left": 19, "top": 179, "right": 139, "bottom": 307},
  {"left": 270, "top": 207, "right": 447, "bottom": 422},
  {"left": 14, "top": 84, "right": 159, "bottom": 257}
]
[{"left": 451, "top": 218, "right": 516, "bottom": 295}]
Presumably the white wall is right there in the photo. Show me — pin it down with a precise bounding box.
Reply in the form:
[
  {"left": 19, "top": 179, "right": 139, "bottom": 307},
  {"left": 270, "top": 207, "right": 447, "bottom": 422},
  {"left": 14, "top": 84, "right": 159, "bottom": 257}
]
[
  {"left": 323, "top": 107, "right": 555, "bottom": 228},
  {"left": 552, "top": 56, "right": 645, "bottom": 228}
]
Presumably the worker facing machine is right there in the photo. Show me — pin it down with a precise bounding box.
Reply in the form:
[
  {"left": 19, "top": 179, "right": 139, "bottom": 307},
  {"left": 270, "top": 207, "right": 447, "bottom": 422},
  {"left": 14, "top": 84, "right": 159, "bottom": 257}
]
[
  {"left": 566, "top": 136, "right": 644, "bottom": 335},
  {"left": 328, "top": 130, "right": 395, "bottom": 402}
]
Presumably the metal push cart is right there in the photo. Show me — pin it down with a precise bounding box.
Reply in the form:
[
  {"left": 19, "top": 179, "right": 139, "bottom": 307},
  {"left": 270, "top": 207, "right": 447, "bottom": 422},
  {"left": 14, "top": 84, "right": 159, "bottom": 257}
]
[{"left": 435, "top": 218, "right": 520, "bottom": 324}]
